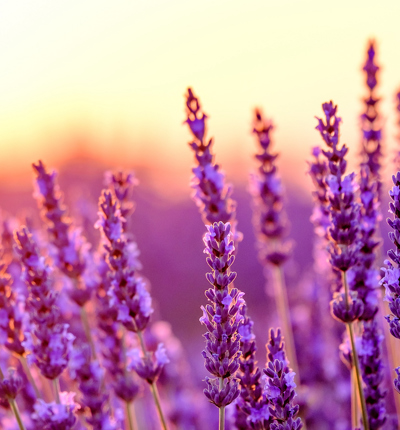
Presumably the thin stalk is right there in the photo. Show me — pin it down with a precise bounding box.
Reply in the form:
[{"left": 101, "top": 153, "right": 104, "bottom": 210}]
[
  {"left": 125, "top": 401, "right": 137, "bottom": 430},
  {"left": 219, "top": 377, "right": 225, "bottom": 430},
  {"left": 52, "top": 378, "right": 60, "bottom": 404},
  {"left": 342, "top": 272, "right": 369, "bottom": 430},
  {"left": 150, "top": 383, "right": 168, "bottom": 430},
  {"left": 9, "top": 398, "right": 26, "bottom": 430},
  {"left": 80, "top": 306, "right": 97, "bottom": 360},
  {"left": 136, "top": 330, "right": 168, "bottom": 430},
  {"left": 351, "top": 366, "right": 358, "bottom": 429},
  {"left": 121, "top": 331, "right": 138, "bottom": 430},
  {"left": 272, "top": 265, "right": 300, "bottom": 382},
  {"left": 19, "top": 355, "right": 41, "bottom": 398}
]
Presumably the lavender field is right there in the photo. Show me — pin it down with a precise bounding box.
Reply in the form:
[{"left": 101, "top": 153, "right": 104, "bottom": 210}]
[{"left": 2, "top": 18, "right": 400, "bottom": 430}]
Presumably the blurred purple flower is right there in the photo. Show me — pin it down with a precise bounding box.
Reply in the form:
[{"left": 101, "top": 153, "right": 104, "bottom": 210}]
[
  {"left": 250, "top": 109, "right": 292, "bottom": 266},
  {"left": 15, "top": 227, "right": 75, "bottom": 380}
]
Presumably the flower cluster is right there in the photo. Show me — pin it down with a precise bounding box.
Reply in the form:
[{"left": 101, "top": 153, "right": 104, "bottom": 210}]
[
  {"left": 185, "top": 88, "right": 241, "bottom": 242},
  {"left": 234, "top": 305, "right": 265, "bottom": 429},
  {"left": 32, "top": 161, "right": 87, "bottom": 281},
  {"left": 96, "top": 191, "right": 152, "bottom": 333},
  {"left": 263, "top": 329, "right": 302, "bottom": 430},
  {"left": 200, "top": 221, "right": 243, "bottom": 408},
  {"left": 250, "top": 109, "right": 292, "bottom": 266},
  {"left": 381, "top": 173, "right": 400, "bottom": 338},
  {"left": 361, "top": 40, "right": 382, "bottom": 184},
  {"left": 14, "top": 227, "right": 74, "bottom": 380}
]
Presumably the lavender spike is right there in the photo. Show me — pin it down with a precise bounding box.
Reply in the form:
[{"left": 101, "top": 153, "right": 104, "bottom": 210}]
[
  {"left": 315, "top": 101, "right": 369, "bottom": 430},
  {"left": 96, "top": 190, "right": 169, "bottom": 430},
  {"left": 14, "top": 227, "right": 75, "bottom": 383},
  {"left": 360, "top": 40, "right": 382, "bottom": 196},
  {"left": 263, "top": 328, "right": 303, "bottom": 430},
  {"left": 250, "top": 109, "right": 299, "bottom": 382},
  {"left": 201, "top": 221, "right": 243, "bottom": 428},
  {"left": 32, "top": 160, "right": 97, "bottom": 359},
  {"left": 184, "top": 88, "right": 242, "bottom": 243}
]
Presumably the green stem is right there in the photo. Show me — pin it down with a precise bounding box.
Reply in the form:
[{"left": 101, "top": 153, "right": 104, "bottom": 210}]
[
  {"left": 80, "top": 306, "right": 97, "bottom": 360},
  {"left": 19, "top": 355, "right": 41, "bottom": 398},
  {"left": 219, "top": 377, "right": 225, "bottom": 430},
  {"left": 273, "top": 265, "right": 300, "bottom": 383},
  {"left": 150, "top": 382, "right": 168, "bottom": 430},
  {"left": 125, "top": 401, "right": 137, "bottom": 430},
  {"left": 136, "top": 330, "right": 168, "bottom": 430},
  {"left": 342, "top": 272, "right": 369, "bottom": 430},
  {"left": 351, "top": 366, "right": 358, "bottom": 429},
  {"left": 9, "top": 398, "right": 26, "bottom": 430},
  {"left": 53, "top": 378, "right": 60, "bottom": 404}
]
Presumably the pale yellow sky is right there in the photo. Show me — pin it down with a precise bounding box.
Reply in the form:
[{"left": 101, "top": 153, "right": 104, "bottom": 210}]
[{"left": 0, "top": 0, "right": 400, "bottom": 192}]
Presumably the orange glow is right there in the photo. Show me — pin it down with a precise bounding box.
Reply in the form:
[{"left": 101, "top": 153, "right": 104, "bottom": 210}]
[{"left": 0, "top": 1, "right": 400, "bottom": 193}]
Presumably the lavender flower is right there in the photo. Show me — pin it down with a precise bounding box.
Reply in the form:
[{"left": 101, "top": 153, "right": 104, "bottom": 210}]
[
  {"left": 127, "top": 343, "right": 169, "bottom": 384},
  {"left": 361, "top": 40, "right": 382, "bottom": 188},
  {"left": 14, "top": 227, "right": 74, "bottom": 380},
  {"left": 69, "top": 345, "right": 118, "bottom": 429},
  {"left": 0, "top": 369, "right": 23, "bottom": 401},
  {"left": 184, "top": 88, "right": 241, "bottom": 242},
  {"left": 96, "top": 170, "right": 141, "bottom": 403},
  {"left": 96, "top": 191, "right": 153, "bottom": 333},
  {"left": 250, "top": 109, "right": 292, "bottom": 266},
  {"left": 263, "top": 328, "right": 302, "bottom": 430},
  {"left": 31, "top": 391, "right": 78, "bottom": 430},
  {"left": 381, "top": 173, "right": 400, "bottom": 389},
  {"left": 96, "top": 190, "right": 169, "bottom": 429},
  {"left": 200, "top": 221, "right": 243, "bottom": 414},
  {"left": 32, "top": 161, "right": 92, "bottom": 308},
  {"left": 0, "top": 258, "right": 25, "bottom": 357},
  {"left": 234, "top": 305, "right": 266, "bottom": 429},
  {"left": 250, "top": 108, "right": 298, "bottom": 382},
  {"left": 316, "top": 101, "right": 372, "bottom": 429}
]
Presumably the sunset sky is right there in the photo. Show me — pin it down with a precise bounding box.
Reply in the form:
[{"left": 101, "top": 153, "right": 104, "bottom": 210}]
[{"left": 1, "top": 0, "right": 400, "bottom": 194}]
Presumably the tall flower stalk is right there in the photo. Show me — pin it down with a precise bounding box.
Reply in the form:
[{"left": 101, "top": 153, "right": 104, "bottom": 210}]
[
  {"left": 184, "top": 88, "right": 241, "bottom": 243},
  {"left": 200, "top": 221, "right": 244, "bottom": 429},
  {"left": 360, "top": 40, "right": 382, "bottom": 196},
  {"left": 315, "top": 101, "right": 369, "bottom": 430},
  {"left": 96, "top": 190, "right": 169, "bottom": 430},
  {"left": 96, "top": 170, "right": 140, "bottom": 429},
  {"left": 263, "top": 328, "right": 303, "bottom": 430},
  {"left": 32, "top": 161, "right": 96, "bottom": 359},
  {"left": 250, "top": 109, "right": 298, "bottom": 381}
]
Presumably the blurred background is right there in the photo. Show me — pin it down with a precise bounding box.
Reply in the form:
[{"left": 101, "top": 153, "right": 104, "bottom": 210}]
[{"left": 1, "top": 1, "right": 400, "bottom": 427}]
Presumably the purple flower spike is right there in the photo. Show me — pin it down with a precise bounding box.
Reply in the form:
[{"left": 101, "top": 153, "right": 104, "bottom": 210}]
[
  {"left": 361, "top": 40, "right": 382, "bottom": 183},
  {"left": 234, "top": 305, "right": 266, "bottom": 429},
  {"left": 263, "top": 329, "right": 303, "bottom": 429},
  {"left": 200, "top": 221, "right": 243, "bottom": 408},
  {"left": 184, "top": 88, "right": 242, "bottom": 243},
  {"left": 250, "top": 109, "right": 292, "bottom": 266},
  {"left": 69, "top": 345, "right": 118, "bottom": 429},
  {"left": 0, "top": 368, "right": 23, "bottom": 400},
  {"left": 31, "top": 391, "right": 79, "bottom": 430},
  {"left": 330, "top": 292, "right": 364, "bottom": 323},
  {"left": 15, "top": 227, "right": 75, "bottom": 380},
  {"left": 32, "top": 160, "right": 87, "bottom": 280},
  {"left": 127, "top": 343, "right": 169, "bottom": 384},
  {"left": 96, "top": 191, "right": 153, "bottom": 333},
  {"left": 104, "top": 170, "right": 138, "bottom": 227},
  {"left": 0, "top": 258, "right": 25, "bottom": 357},
  {"left": 315, "top": 103, "right": 359, "bottom": 273}
]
